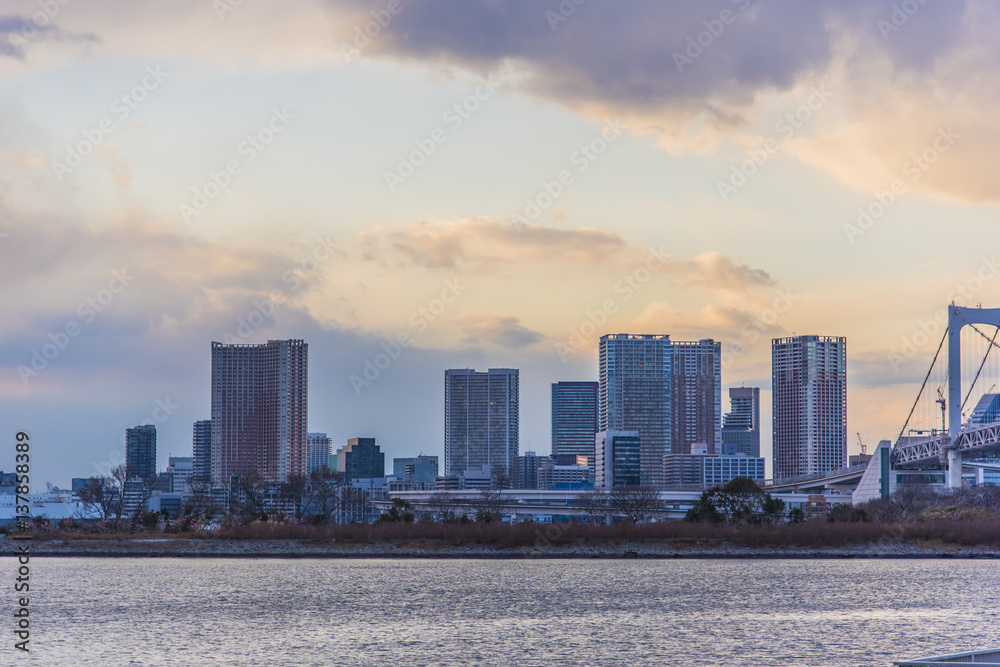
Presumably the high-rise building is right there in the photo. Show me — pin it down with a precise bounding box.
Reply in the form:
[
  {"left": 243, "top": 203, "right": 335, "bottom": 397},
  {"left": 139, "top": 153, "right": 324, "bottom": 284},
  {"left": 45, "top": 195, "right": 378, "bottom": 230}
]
[
  {"left": 306, "top": 433, "right": 333, "bottom": 475},
  {"left": 336, "top": 438, "right": 385, "bottom": 481},
  {"left": 166, "top": 456, "right": 193, "bottom": 494},
  {"left": 125, "top": 424, "right": 157, "bottom": 480},
  {"left": 510, "top": 451, "right": 547, "bottom": 489},
  {"left": 210, "top": 339, "right": 308, "bottom": 485},
  {"left": 772, "top": 335, "right": 847, "bottom": 479},
  {"left": 192, "top": 420, "right": 212, "bottom": 481},
  {"left": 721, "top": 387, "right": 761, "bottom": 457},
  {"left": 444, "top": 368, "right": 519, "bottom": 477},
  {"left": 600, "top": 334, "right": 671, "bottom": 486},
  {"left": 551, "top": 381, "right": 599, "bottom": 466},
  {"left": 670, "top": 340, "right": 722, "bottom": 454},
  {"left": 595, "top": 430, "right": 641, "bottom": 489},
  {"left": 599, "top": 334, "right": 721, "bottom": 486}
]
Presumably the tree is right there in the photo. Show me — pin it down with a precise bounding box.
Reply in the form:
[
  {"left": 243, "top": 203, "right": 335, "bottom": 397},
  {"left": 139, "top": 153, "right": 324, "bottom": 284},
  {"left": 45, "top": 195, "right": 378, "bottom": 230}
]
[
  {"left": 827, "top": 503, "right": 870, "bottom": 523},
  {"left": 607, "top": 486, "right": 663, "bottom": 523},
  {"left": 181, "top": 476, "right": 222, "bottom": 531},
  {"left": 378, "top": 498, "right": 415, "bottom": 523},
  {"left": 862, "top": 485, "right": 936, "bottom": 523},
  {"left": 305, "top": 468, "right": 345, "bottom": 525},
  {"left": 77, "top": 464, "right": 142, "bottom": 531},
  {"left": 684, "top": 478, "right": 785, "bottom": 526},
  {"left": 685, "top": 490, "right": 723, "bottom": 524},
  {"left": 428, "top": 491, "right": 458, "bottom": 522},
  {"left": 469, "top": 488, "right": 506, "bottom": 523},
  {"left": 575, "top": 488, "right": 610, "bottom": 524},
  {"left": 279, "top": 474, "right": 309, "bottom": 521},
  {"left": 231, "top": 472, "right": 273, "bottom": 523}
]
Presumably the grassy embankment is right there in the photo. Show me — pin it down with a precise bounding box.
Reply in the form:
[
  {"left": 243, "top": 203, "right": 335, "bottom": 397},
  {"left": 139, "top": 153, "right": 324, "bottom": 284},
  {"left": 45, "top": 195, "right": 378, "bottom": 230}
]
[{"left": 14, "top": 519, "right": 1000, "bottom": 549}]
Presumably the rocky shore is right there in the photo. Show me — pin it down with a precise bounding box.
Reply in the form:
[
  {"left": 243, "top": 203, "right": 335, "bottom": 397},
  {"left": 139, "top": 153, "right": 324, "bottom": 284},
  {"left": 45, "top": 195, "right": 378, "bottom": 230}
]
[{"left": 4, "top": 537, "right": 1000, "bottom": 559}]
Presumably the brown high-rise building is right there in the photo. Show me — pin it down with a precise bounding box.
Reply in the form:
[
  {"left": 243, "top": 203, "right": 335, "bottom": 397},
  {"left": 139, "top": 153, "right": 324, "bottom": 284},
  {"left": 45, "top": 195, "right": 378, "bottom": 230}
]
[
  {"left": 670, "top": 340, "right": 722, "bottom": 455},
  {"left": 210, "top": 339, "right": 308, "bottom": 485}
]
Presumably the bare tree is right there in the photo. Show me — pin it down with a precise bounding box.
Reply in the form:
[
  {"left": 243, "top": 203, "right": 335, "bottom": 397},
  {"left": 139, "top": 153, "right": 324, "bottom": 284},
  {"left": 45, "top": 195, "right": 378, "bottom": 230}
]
[
  {"left": 181, "top": 476, "right": 222, "bottom": 530},
  {"left": 607, "top": 485, "right": 663, "bottom": 523},
  {"left": 468, "top": 488, "right": 506, "bottom": 523},
  {"left": 280, "top": 474, "right": 309, "bottom": 521},
  {"left": 231, "top": 471, "right": 273, "bottom": 523},
  {"left": 428, "top": 491, "right": 458, "bottom": 522},
  {"left": 576, "top": 488, "right": 610, "bottom": 525},
  {"left": 306, "top": 468, "right": 345, "bottom": 525},
  {"left": 77, "top": 464, "right": 133, "bottom": 531}
]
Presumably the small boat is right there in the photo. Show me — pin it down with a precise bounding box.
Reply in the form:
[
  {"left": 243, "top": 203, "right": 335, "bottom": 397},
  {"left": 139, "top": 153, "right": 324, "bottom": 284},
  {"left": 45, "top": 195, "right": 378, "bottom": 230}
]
[{"left": 895, "top": 649, "right": 1000, "bottom": 666}]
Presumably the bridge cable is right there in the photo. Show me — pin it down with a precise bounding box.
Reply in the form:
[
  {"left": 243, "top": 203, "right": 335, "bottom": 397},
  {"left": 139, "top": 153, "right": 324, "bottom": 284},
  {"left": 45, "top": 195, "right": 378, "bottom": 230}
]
[
  {"left": 960, "top": 324, "right": 999, "bottom": 413},
  {"left": 896, "top": 327, "right": 948, "bottom": 445}
]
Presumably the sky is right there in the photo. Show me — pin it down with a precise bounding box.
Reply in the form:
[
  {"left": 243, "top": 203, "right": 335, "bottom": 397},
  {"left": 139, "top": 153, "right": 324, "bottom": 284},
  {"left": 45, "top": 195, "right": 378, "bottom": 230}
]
[{"left": 2, "top": 0, "right": 1000, "bottom": 486}]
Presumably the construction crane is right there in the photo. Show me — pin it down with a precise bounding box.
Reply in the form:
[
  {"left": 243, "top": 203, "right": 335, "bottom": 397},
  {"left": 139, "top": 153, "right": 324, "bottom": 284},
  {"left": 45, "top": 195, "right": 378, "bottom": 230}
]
[
  {"left": 936, "top": 387, "right": 947, "bottom": 434},
  {"left": 856, "top": 432, "right": 866, "bottom": 456}
]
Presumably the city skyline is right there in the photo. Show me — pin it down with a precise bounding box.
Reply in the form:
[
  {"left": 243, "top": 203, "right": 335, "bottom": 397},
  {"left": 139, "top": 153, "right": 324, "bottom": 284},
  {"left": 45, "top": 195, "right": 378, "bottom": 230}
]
[{"left": 3, "top": 1, "right": 1000, "bottom": 488}]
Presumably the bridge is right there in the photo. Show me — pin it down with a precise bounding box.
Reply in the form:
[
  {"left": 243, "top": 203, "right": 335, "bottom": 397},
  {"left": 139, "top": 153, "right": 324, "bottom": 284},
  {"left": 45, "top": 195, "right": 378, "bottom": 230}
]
[{"left": 891, "top": 305, "right": 1000, "bottom": 488}]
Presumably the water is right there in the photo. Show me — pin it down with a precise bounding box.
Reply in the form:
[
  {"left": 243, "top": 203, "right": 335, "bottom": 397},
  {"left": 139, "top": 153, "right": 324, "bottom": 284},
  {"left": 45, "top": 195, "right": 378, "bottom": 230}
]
[{"left": 8, "top": 558, "right": 999, "bottom": 665}]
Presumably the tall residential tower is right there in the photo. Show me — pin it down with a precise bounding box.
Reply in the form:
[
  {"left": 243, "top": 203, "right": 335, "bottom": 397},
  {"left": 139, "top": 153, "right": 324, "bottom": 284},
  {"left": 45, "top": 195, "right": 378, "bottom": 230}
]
[
  {"left": 551, "top": 381, "right": 599, "bottom": 465},
  {"left": 599, "top": 334, "right": 721, "bottom": 486},
  {"left": 772, "top": 335, "right": 847, "bottom": 479},
  {"left": 210, "top": 339, "right": 308, "bottom": 485},
  {"left": 125, "top": 424, "right": 157, "bottom": 480},
  {"left": 444, "top": 368, "right": 519, "bottom": 477}
]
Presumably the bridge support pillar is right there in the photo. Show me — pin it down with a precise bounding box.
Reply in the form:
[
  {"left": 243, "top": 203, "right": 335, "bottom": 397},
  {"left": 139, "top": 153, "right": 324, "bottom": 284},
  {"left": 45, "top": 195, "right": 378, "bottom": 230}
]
[{"left": 947, "top": 450, "right": 962, "bottom": 489}]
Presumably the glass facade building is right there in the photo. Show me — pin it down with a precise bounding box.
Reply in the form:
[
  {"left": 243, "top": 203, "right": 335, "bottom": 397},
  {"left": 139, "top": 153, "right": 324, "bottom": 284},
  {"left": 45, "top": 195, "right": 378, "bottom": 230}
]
[
  {"left": 551, "top": 381, "right": 599, "bottom": 466},
  {"left": 192, "top": 419, "right": 212, "bottom": 481},
  {"left": 595, "top": 430, "right": 641, "bottom": 488},
  {"left": 444, "top": 368, "right": 519, "bottom": 477},
  {"left": 337, "top": 437, "right": 385, "bottom": 481},
  {"left": 599, "top": 334, "right": 721, "bottom": 486},
  {"left": 125, "top": 424, "right": 157, "bottom": 480},
  {"left": 721, "top": 387, "right": 761, "bottom": 457}
]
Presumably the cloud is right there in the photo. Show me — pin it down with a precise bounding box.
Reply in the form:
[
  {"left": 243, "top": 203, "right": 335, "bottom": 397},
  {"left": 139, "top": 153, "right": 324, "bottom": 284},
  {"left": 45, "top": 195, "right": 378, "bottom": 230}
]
[
  {"left": 0, "top": 14, "right": 99, "bottom": 60},
  {"left": 0, "top": 148, "right": 45, "bottom": 168},
  {"left": 673, "top": 251, "right": 775, "bottom": 292},
  {"left": 356, "top": 217, "right": 637, "bottom": 270},
  {"left": 457, "top": 313, "right": 545, "bottom": 348},
  {"left": 630, "top": 303, "right": 787, "bottom": 342},
  {"left": 326, "top": 0, "right": 1000, "bottom": 202}
]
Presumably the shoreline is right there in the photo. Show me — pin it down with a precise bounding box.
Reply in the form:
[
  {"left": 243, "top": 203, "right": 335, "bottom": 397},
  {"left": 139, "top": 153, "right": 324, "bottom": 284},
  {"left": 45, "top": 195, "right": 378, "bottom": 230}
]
[{"left": 5, "top": 538, "right": 1000, "bottom": 559}]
